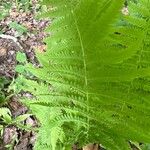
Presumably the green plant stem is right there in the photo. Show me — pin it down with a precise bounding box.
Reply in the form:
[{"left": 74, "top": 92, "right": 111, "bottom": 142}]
[{"left": 15, "top": 0, "right": 19, "bottom": 11}]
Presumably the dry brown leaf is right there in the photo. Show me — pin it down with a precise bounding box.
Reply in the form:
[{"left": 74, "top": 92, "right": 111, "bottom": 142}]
[
  {"left": 22, "top": 22, "right": 32, "bottom": 29},
  {"left": 34, "top": 44, "right": 47, "bottom": 52},
  {"left": 21, "top": 12, "right": 27, "bottom": 18},
  {"left": 0, "top": 47, "right": 7, "bottom": 56},
  {"left": 83, "top": 144, "right": 99, "bottom": 150},
  {"left": 122, "top": 7, "right": 129, "bottom": 15},
  {"left": 10, "top": 11, "right": 19, "bottom": 18}
]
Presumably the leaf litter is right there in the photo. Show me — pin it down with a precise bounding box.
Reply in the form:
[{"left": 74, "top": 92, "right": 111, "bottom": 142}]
[{"left": 0, "top": 0, "right": 50, "bottom": 149}]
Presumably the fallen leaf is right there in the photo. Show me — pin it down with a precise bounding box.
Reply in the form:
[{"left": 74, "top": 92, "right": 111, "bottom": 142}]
[
  {"left": 34, "top": 44, "right": 47, "bottom": 52},
  {"left": 0, "top": 47, "right": 7, "bottom": 56},
  {"left": 83, "top": 144, "right": 99, "bottom": 150}
]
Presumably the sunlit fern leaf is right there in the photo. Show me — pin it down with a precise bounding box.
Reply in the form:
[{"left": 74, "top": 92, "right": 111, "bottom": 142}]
[{"left": 15, "top": 0, "right": 150, "bottom": 149}]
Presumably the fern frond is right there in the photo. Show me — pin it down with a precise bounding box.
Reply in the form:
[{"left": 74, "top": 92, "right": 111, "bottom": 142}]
[{"left": 15, "top": 0, "right": 150, "bottom": 149}]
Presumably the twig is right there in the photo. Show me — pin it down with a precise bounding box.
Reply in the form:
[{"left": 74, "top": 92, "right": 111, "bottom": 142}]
[{"left": 0, "top": 34, "right": 23, "bottom": 50}]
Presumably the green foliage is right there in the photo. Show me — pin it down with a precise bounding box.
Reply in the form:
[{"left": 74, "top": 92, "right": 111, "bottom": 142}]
[
  {"left": 16, "top": 52, "right": 27, "bottom": 63},
  {"left": 9, "top": 21, "right": 28, "bottom": 37},
  {"left": 0, "top": 107, "right": 32, "bottom": 130},
  {"left": 0, "top": 77, "right": 9, "bottom": 105},
  {"left": 0, "top": 107, "right": 31, "bottom": 126},
  {"left": 0, "top": 2, "right": 11, "bottom": 21},
  {"left": 15, "top": 52, "right": 27, "bottom": 74},
  {"left": 0, "top": 108, "right": 12, "bottom": 125},
  {"left": 0, "top": 107, "right": 32, "bottom": 149},
  {"left": 14, "top": 0, "right": 150, "bottom": 149},
  {"left": 141, "top": 144, "right": 150, "bottom": 150}
]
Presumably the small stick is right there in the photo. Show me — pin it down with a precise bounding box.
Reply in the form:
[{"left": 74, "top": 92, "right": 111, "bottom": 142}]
[{"left": 0, "top": 34, "right": 23, "bottom": 50}]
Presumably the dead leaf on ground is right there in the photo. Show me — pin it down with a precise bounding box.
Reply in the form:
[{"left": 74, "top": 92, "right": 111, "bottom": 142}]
[
  {"left": 3, "top": 126, "right": 17, "bottom": 145},
  {"left": 83, "top": 144, "right": 99, "bottom": 150},
  {"left": 34, "top": 44, "right": 47, "bottom": 52},
  {"left": 0, "top": 47, "right": 7, "bottom": 56}
]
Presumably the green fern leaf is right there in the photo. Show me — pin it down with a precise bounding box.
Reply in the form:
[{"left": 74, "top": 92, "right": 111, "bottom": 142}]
[{"left": 15, "top": 0, "right": 150, "bottom": 149}]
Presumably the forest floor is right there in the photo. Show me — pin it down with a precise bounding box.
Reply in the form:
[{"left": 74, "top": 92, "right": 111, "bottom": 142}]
[{"left": 0, "top": 0, "right": 49, "bottom": 149}]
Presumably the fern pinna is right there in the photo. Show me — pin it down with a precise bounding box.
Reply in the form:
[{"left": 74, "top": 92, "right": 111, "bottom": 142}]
[{"left": 15, "top": 0, "right": 150, "bottom": 150}]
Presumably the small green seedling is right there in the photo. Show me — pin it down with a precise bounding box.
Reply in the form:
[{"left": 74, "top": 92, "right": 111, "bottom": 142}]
[
  {"left": 9, "top": 21, "right": 28, "bottom": 37},
  {"left": 16, "top": 51, "right": 27, "bottom": 63},
  {"left": 15, "top": 52, "right": 27, "bottom": 74}
]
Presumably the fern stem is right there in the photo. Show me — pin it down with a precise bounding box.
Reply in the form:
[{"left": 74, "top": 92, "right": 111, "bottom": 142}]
[{"left": 71, "top": 8, "right": 90, "bottom": 139}]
